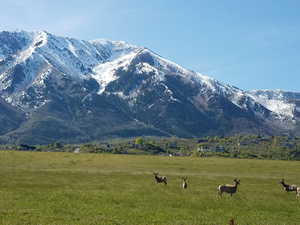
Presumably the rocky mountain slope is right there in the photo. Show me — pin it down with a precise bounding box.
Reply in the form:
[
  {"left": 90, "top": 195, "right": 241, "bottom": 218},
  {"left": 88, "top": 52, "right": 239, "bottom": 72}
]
[{"left": 0, "top": 30, "right": 299, "bottom": 144}]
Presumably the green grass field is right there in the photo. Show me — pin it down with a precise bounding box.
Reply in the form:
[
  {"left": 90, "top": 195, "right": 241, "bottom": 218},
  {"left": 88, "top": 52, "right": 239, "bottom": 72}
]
[{"left": 0, "top": 151, "right": 300, "bottom": 225}]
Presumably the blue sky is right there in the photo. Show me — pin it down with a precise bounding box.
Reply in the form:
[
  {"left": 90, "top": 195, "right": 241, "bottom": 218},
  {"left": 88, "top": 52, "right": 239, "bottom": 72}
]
[{"left": 1, "top": 0, "right": 300, "bottom": 91}]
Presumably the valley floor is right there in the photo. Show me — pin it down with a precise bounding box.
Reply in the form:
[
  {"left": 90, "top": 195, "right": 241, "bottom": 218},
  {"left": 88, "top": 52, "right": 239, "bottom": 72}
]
[{"left": 0, "top": 151, "right": 300, "bottom": 225}]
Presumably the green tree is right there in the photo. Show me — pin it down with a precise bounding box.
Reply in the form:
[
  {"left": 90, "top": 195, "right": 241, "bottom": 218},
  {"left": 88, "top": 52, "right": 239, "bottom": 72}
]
[{"left": 135, "top": 137, "right": 144, "bottom": 147}]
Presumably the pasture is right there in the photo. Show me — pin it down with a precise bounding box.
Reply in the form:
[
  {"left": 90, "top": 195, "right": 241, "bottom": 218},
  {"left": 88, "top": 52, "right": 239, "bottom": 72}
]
[{"left": 0, "top": 151, "right": 300, "bottom": 225}]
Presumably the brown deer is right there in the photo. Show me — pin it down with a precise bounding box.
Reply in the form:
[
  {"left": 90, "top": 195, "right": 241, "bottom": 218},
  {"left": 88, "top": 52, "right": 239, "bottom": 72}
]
[
  {"left": 279, "top": 179, "right": 298, "bottom": 192},
  {"left": 218, "top": 179, "right": 240, "bottom": 196},
  {"left": 229, "top": 218, "right": 235, "bottom": 225},
  {"left": 181, "top": 176, "right": 188, "bottom": 189},
  {"left": 297, "top": 187, "right": 300, "bottom": 198},
  {"left": 153, "top": 172, "right": 167, "bottom": 185}
]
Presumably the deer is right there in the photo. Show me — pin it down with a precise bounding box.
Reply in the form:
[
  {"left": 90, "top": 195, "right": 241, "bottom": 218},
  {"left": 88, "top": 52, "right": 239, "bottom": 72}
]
[
  {"left": 153, "top": 172, "right": 167, "bottom": 185},
  {"left": 181, "top": 176, "right": 188, "bottom": 189},
  {"left": 297, "top": 187, "right": 300, "bottom": 198},
  {"left": 279, "top": 179, "right": 298, "bottom": 192},
  {"left": 229, "top": 218, "right": 236, "bottom": 225},
  {"left": 218, "top": 179, "right": 240, "bottom": 196}
]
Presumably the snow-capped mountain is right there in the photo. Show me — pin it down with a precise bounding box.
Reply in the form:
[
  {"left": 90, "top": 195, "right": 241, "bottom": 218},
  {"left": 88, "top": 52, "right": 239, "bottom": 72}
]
[
  {"left": 0, "top": 30, "right": 139, "bottom": 108},
  {"left": 0, "top": 30, "right": 299, "bottom": 144}
]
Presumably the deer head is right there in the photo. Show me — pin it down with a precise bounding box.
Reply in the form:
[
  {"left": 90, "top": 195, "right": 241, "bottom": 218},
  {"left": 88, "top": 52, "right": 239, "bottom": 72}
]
[
  {"left": 234, "top": 179, "right": 240, "bottom": 185},
  {"left": 182, "top": 176, "right": 188, "bottom": 181},
  {"left": 279, "top": 178, "right": 285, "bottom": 185}
]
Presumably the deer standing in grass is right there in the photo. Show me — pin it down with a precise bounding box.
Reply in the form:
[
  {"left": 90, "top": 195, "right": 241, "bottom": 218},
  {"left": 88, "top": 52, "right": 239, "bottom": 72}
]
[
  {"left": 181, "top": 177, "right": 188, "bottom": 189},
  {"left": 153, "top": 172, "right": 167, "bottom": 185},
  {"left": 279, "top": 179, "right": 298, "bottom": 192},
  {"left": 297, "top": 187, "right": 300, "bottom": 198},
  {"left": 279, "top": 179, "right": 300, "bottom": 198},
  {"left": 218, "top": 179, "right": 240, "bottom": 196}
]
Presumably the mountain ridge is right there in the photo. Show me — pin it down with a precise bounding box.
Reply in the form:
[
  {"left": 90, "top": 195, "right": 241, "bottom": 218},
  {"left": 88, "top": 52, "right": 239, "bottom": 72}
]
[{"left": 0, "top": 30, "right": 299, "bottom": 144}]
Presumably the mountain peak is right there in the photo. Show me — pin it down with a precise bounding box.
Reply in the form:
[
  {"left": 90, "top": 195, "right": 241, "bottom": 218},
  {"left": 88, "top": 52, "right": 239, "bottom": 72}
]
[
  {"left": 0, "top": 30, "right": 300, "bottom": 144},
  {"left": 90, "top": 38, "right": 139, "bottom": 50}
]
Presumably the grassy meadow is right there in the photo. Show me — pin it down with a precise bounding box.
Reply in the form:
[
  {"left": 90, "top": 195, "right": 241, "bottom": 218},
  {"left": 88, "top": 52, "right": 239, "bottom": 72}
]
[{"left": 0, "top": 151, "right": 300, "bottom": 225}]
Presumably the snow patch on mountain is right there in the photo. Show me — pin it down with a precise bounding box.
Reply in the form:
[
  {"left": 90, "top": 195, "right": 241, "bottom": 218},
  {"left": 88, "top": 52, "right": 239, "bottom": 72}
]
[
  {"left": 110, "top": 88, "right": 142, "bottom": 107},
  {"left": 34, "top": 66, "right": 53, "bottom": 86},
  {"left": 161, "top": 83, "right": 180, "bottom": 102},
  {"left": 153, "top": 51, "right": 191, "bottom": 75},
  {"left": 230, "top": 90, "right": 246, "bottom": 108},
  {"left": 92, "top": 49, "right": 140, "bottom": 94},
  {"left": 16, "top": 31, "right": 47, "bottom": 64},
  {"left": 91, "top": 39, "right": 138, "bottom": 51},
  {"left": 248, "top": 90, "right": 296, "bottom": 118},
  {"left": 135, "top": 62, "right": 158, "bottom": 75},
  {"left": 196, "top": 73, "right": 217, "bottom": 90}
]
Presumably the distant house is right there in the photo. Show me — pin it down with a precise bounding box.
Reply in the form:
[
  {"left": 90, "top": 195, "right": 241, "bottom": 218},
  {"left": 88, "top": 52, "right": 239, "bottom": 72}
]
[
  {"left": 198, "top": 145, "right": 210, "bottom": 153},
  {"left": 215, "top": 145, "right": 226, "bottom": 153},
  {"left": 198, "top": 145, "right": 225, "bottom": 153}
]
